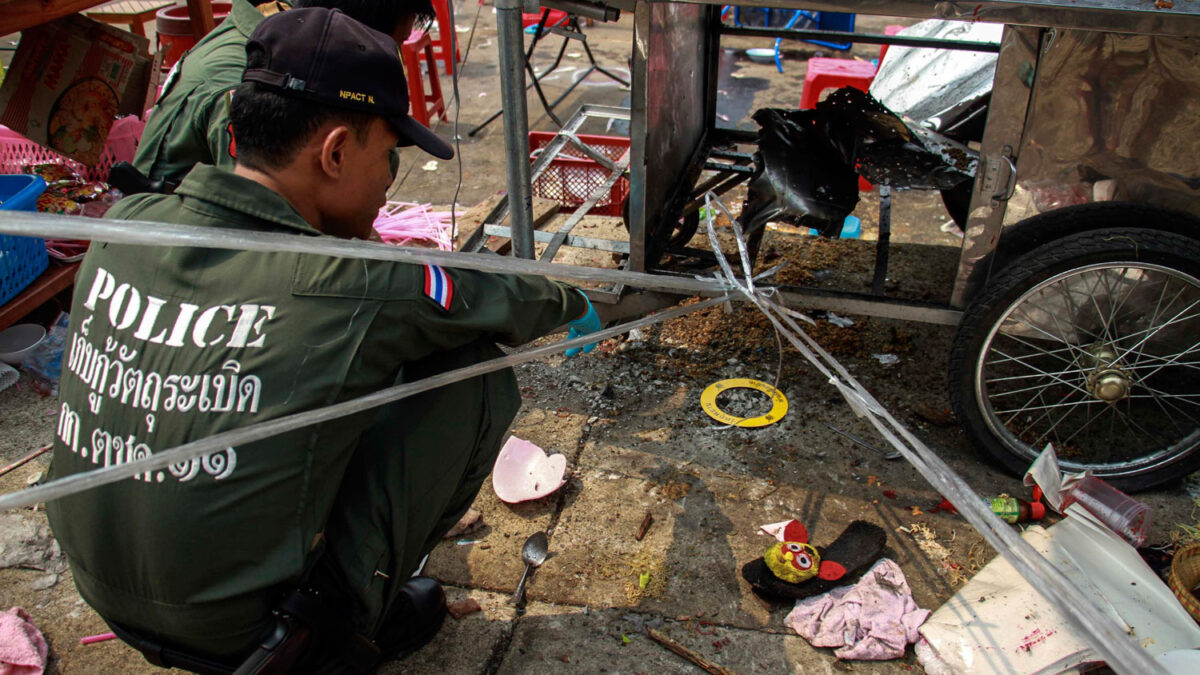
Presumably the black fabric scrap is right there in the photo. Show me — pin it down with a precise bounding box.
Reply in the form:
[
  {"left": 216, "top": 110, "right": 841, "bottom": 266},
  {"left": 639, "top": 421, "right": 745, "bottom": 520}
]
[{"left": 741, "top": 520, "right": 889, "bottom": 601}]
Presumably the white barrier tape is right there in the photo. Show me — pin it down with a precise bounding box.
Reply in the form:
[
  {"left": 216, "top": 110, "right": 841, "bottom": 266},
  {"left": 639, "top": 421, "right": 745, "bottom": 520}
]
[
  {"left": 0, "top": 295, "right": 731, "bottom": 513},
  {"left": 695, "top": 191, "right": 1161, "bottom": 674},
  {"left": 0, "top": 212, "right": 735, "bottom": 297}
]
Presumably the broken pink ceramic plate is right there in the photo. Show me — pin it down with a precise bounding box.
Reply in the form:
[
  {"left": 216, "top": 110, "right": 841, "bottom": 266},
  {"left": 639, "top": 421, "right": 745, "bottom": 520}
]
[{"left": 492, "top": 436, "right": 568, "bottom": 503}]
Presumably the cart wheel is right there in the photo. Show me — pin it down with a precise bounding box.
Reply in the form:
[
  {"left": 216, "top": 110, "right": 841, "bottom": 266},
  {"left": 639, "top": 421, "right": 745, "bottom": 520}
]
[
  {"left": 622, "top": 199, "right": 703, "bottom": 260},
  {"left": 948, "top": 225, "right": 1200, "bottom": 491}
]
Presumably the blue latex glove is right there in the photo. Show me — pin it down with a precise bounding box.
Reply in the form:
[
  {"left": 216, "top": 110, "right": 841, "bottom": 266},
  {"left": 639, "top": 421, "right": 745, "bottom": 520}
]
[{"left": 565, "top": 293, "right": 602, "bottom": 357}]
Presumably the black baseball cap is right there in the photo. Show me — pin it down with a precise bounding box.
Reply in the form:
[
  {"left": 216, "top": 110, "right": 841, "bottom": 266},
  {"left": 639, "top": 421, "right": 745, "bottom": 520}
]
[{"left": 243, "top": 7, "right": 453, "bottom": 160}]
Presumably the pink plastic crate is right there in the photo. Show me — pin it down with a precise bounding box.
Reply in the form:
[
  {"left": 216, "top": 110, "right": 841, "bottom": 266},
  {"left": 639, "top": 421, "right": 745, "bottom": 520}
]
[{"left": 0, "top": 116, "right": 145, "bottom": 183}]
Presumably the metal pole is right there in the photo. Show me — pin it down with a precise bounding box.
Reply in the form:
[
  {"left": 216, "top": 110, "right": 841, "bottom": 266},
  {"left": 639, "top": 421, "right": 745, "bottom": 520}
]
[{"left": 494, "top": 0, "right": 536, "bottom": 259}]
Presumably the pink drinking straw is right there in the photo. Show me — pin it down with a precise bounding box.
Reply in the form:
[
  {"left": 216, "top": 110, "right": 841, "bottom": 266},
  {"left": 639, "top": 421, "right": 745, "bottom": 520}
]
[{"left": 80, "top": 632, "right": 116, "bottom": 645}]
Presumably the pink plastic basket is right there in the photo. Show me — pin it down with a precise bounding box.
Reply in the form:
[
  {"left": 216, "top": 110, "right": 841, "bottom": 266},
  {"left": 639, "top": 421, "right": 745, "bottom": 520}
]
[{"left": 0, "top": 116, "right": 145, "bottom": 183}]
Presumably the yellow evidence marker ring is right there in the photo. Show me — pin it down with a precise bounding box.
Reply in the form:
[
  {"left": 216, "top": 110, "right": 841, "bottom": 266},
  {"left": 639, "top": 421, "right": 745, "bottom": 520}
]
[{"left": 700, "top": 378, "right": 789, "bottom": 428}]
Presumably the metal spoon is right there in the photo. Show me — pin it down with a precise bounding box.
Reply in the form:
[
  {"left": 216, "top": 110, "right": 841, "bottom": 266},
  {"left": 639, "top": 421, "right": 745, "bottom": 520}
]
[{"left": 510, "top": 531, "right": 548, "bottom": 609}]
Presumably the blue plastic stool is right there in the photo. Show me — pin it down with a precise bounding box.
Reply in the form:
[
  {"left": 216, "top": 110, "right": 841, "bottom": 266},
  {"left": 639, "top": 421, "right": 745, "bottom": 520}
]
[{"left": 815, "top": 12, "right": 855, "bottom": 50}]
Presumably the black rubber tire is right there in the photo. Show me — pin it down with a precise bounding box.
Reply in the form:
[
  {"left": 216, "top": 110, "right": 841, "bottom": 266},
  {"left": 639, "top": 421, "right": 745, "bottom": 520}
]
[
  {"left": 949, "top": 223, "right": 1200, "bottom": 492},
  {"left": 961, "top": 202, "right": 1200, "bottom": 304}
]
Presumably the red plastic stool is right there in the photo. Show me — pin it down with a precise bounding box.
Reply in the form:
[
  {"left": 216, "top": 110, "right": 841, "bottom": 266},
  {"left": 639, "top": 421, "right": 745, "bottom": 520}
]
[
  {"left": 430, "top": 0, "right": 461, "bottom": 75},
  {"left": 800, "top": 58, "right": 878, "bottom": 191},
  {"left": 402, "top": 30, "right": 448, "bottom": 127},
  {"left": 799, "top": 57, "right": 878, "bottom": 110},
  {"left": 878, "top": 25, "right": 905, "bottom": 65}
]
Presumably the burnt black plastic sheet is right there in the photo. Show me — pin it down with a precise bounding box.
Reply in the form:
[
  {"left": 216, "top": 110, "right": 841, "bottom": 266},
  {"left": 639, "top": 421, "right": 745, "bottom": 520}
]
[
  {"left": 823, "top": 88, "right": 977, "bottom": 190},
  {"left": 742, "top": 106, "right": 861, "bottom": 238},
  {"left": 740, "top": 89, "right": 978, "bottom": 238}
]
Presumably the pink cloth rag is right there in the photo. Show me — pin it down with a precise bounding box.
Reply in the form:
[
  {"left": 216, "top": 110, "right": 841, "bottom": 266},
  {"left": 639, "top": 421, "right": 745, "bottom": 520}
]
[
  {"left": 0, "top": 608, "right": 47, "bottom": 675},
  {"left": 785, "top": 558, "right": 929, "bottom": 660}
]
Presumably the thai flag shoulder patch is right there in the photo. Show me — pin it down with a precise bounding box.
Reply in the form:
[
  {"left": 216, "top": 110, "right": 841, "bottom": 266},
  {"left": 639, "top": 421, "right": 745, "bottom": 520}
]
[{"left": 423, "top": 265, "right": 454, "bottom": 311}]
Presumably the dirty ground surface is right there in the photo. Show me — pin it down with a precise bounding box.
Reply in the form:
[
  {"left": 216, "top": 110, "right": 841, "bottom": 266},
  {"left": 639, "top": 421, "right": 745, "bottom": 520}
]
[{"left": 2, "top": 6, "right": 1199, "bottom": 674}]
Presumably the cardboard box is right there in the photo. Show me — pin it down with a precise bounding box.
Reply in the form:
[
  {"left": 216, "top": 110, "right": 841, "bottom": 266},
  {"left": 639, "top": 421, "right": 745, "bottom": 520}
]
[{"left": 0, "top": 15, "right": 152, "bottom": 167}]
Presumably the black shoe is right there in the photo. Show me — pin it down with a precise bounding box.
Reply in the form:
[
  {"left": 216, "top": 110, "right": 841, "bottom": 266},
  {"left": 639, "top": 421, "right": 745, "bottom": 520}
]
[{"left": 374, "top": 576, "right": 447, "bottom": 659}]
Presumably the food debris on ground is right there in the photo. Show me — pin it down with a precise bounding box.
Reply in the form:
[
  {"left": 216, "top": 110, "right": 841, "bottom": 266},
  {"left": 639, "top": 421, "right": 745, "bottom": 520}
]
[
  {"left": 447, "top": 598, "right": 482, "bottom": 620},
  {"left": 898, "top": 522, "right": 972, "bottom": 586},
  {"left": 636, "top": 512, "right": 654, "bottom": 541},
  {"left": 929, "top": 498, "right": 958, "bottom": 514}
]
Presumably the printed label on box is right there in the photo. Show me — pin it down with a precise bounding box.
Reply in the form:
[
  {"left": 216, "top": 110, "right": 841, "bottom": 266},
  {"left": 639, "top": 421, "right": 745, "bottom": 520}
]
[{"left": 0, "top": 15, "right": 150, "bottom": 167}]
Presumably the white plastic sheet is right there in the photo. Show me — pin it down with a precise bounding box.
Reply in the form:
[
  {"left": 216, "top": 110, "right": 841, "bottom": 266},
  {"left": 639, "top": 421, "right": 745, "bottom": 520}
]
[{"left": 918, "top": 513, "right": 1200, "bottom": 674}]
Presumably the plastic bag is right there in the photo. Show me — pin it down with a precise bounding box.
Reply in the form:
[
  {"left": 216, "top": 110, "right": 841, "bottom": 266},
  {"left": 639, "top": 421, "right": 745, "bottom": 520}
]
[{"left": 21, "top": 312, "right": 69, "bottom": 396}]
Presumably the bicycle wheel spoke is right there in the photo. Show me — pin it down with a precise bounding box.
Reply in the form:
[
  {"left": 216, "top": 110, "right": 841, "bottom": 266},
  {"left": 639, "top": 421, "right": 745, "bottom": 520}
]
[
  {"left": 1056, "top": 276, "right": 1103, "bottom": 345},
  {"left": 1118, "top": 297, "right": 1200, "bottom": 365},
  {"left": 1058, "top": 400, "right": 1116, "bottom": 449},
  {"left": 1132, "top": 386, "right": 1200, "bottom": 400},
  {"left": 1013, "top": 293, "right": 1094, "bottom": 359},
  {"left": 1005, "top": 384, "right": 1068, "bottom": 440},
  {"left": 987, "top": 343, "right": 1076, "bottom": 368},
  {"left": 1038, "top": 397, "right": 1105, "bottom": 449},
  {"left": 1085, "top": 270, "right": 1118, "bottom": 345},
  {"left": 1108, "top": 398, "right": 1117, "bottom": 439},
  {"left": 1010, "top": 317, "right": 1085, "bottom": 358},
  {"left": 988, "top": 393, "right": 1094, "bottom": 415},
  {"left": 1129, "top": 336, "right": 1200, "bottom": 382},
  {"left": 985, "top": 350, "right": 1080, "bottom": 386},
  {"left": 1105, "top": 266, "right": 1143, "bottom": 336},
  {"left": 993, "top": 332, "right": 1079, "bottom": 369},
  {"left": 1123, "top": 397, "right": 1178, "bottom": 447},
  {"left": 1154, "top": 393, "right": 1200, "bottom": 431},
  {"left": 1133, "top": 277, "right": 1186, "bottom": 369},
  {"left": 989, "top": 347, "right": 1091, "bottom": 399},
  {"left": 1125, "top": 357, "right": 1200, "bottom": 372},
  {"left": 997, "top": 372, "right": 1059, "bottom": 430},
  {"left": 1103, "top": 306, "right": 1200, "bottom": 353},
  {"left": 1142, "top": 386, "right": 1190, "bottom": 436},
  {"left": 989, "top": 372, "right": 1084, "bottom": 398}
]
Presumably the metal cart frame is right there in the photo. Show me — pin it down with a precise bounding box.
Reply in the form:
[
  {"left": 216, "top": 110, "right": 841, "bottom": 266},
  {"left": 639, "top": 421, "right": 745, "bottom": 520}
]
[
  {"left": 483, "top": 0, "right": 1200, "bottom": 489},
  {"left": 484, "top": 0, "right": 1200, "bottom": 311}
]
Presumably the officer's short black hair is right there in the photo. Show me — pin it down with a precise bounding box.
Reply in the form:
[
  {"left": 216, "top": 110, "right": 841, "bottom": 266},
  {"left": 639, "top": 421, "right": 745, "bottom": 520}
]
[
  {"left": 291, "top": 0, "right": 434, "bottom": 34},
  {"left": 230, "top": 81, "right": 374, "bottom": 172}
]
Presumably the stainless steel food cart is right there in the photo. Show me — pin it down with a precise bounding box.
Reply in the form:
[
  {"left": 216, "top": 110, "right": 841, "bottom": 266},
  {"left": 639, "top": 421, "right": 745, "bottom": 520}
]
[{"left": 482, "top": 0, "right": 1200, "bottom": 490}]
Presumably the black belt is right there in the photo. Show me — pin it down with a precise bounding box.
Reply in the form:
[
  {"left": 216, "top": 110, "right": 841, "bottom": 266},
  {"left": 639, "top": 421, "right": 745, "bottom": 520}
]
[
  {"left": 103, "top": 541, "right": 380, "bottom": 674},
  {"left": 106, "top": 588, "right": 379, "bottom": 675},
  {"left": 105, "top": 619, "right": 244, "bottom": 675}
]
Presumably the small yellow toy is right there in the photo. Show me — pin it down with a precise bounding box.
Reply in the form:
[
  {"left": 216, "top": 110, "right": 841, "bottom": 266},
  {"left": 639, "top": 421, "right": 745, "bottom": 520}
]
[{"left": 763, "top": 520, "right": 846, "bottom": 584}]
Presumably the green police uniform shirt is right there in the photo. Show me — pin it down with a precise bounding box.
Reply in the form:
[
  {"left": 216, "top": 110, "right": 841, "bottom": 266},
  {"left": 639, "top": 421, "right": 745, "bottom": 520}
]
[
  {"left": 133, "top": 0, "right": 280, "bottom": 182},
  {"left": 45, "top": 165, "right": 587, "bottom": 650}
]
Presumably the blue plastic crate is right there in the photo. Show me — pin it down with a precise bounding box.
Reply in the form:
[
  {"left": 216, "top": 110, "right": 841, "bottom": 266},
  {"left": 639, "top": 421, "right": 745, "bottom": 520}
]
[{"left": 0, "top": 174, "right": 49, "bottom": 306}]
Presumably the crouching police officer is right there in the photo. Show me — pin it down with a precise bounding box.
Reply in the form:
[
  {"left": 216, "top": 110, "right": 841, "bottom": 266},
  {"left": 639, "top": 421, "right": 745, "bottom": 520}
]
[
  {"left": 112, "top": 0, "right": 433, "bottom": 195},
  {"left": 47, "top": 8, "right": 601, "bottom": 674}
]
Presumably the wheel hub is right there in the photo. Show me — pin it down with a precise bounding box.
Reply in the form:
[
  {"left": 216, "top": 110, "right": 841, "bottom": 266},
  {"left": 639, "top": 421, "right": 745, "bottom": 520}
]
[{"left": 1085, "top": 345, "right": 1131, "bottom": 402}]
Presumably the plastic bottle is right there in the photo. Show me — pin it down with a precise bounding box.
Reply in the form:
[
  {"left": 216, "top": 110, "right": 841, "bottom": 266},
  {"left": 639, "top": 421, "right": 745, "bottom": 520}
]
[
  {"left": 1059, "top": 474, "right": 1153, "bottom": 548},
  {"left": 983, "top": 496, "right": 1046, "bottom": 524}
]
